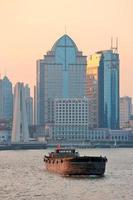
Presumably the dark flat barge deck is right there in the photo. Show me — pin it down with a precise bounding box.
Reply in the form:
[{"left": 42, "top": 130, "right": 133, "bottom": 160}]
[{"left": 44, "top": 148, "right": 107, "bottom": 176}]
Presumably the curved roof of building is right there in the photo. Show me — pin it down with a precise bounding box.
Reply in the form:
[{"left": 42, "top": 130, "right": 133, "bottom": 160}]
[{"left": 51, "top": 34, "right": 78, "bottom": 51}]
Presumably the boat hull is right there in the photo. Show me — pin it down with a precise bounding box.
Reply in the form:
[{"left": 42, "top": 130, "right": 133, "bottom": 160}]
[{"left": 45, "top": 157, "right": 106, "bottom": 176}]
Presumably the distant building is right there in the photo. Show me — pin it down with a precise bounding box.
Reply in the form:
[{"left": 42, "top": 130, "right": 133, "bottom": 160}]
[
  {"left": 132, "top": 104, "right": 133, "bottom": 115},
  {"left": 0, "top": 79, "right": 2, "bottom": 118},
  {"left": 34, "top": 86, "right": 37, "bottom": 125},
  {"left": 36, "top": 34, "right": 87, "bottom": 125},
  {"left": 54, "top": 98, "right": 89, "bottom": 125},
  {"left": 11, "top": 83, "right": 29, "bottom": 143},
  {"left": 109, "top": 129, "right": 129, "bottom": 142},
  {"left": 45, "top": 97, "right": 89, "bottom": 141},
  {"left": 24, "top": 84, "right": 33, "bottom": 125},
  {"left": 0, "top": 76, "right": 13, "bottom": 120},
  {"left": 86, "top": 49, "right": 119, "bottom": 129},
  {"left": 0, "top": 119, "right": 12, "bottom": 143},
  {"left": 0, "top": 130, "right": 9, "bottom": 143},
  {"left": 120, "top": 96, "right": 132, "bottom": 128},
  {"left": 86, "top": 53, "right": 101, "bottom": 128},
  {"left": 46, "top": 126, "right": 130, "bottom": 143}
]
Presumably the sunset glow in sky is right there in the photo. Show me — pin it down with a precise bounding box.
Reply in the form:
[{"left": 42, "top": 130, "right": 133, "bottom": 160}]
[{"left": 0, "top": 0, "right": 132, "bottom": 97}]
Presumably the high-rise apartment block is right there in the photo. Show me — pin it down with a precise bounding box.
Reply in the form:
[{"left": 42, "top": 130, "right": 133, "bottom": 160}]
[
  {"left": 86, "top": 50, "right": 119, "bottom": 129},
  {"left": 120, "top": 96, "right": 132, "bottom": 128}
]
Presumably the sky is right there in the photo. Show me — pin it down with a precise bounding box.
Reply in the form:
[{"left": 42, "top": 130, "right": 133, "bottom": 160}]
[{"left": 0, "top": 0, "right": 133, "bottom": 97}]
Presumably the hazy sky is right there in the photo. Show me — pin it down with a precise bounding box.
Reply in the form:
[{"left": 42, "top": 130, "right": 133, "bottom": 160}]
[{"left": 0, "top": 0, "right": 132, "bottom": 97}]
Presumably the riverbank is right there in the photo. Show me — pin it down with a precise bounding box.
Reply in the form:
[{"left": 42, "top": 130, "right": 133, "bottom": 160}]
[
  {"left": 1, "top": 141, "right": 133, "bottom": 150},
  {"left": 0, "top": 143, "right": 47, "bottom": 150},
  {"left": 47, "top": 141, "right": 133, "bottom": 148}
]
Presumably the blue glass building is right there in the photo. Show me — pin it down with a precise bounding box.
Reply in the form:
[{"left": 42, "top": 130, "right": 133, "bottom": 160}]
[
  {"left": 36, "top": 35, "right": 87, "bottom": 125},
  {"left": 98, "top": 50, "right": 119, "bottom": 129},
  {"left": 0, "top": 76, "right": 13, "bottom": 120}
]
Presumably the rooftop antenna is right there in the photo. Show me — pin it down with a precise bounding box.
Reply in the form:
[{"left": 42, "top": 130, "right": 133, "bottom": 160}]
[
  {"left": 111, "top": 37, "right": 113, "bottom": 49},
  {"left": 111, "top": 37, "right": 118, "bottom": 53}
]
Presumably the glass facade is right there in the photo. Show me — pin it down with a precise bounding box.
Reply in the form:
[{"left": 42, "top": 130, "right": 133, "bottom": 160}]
[
  {"left": 87, "top": 50, "right": 119, "bottom": 129},
  {"left": 36, "top": 35, "right": 87, "bottom": 125},
  {"left": 98, "top": 50, "right": 119, "bottom": 129},
  {"left": 86, "top": 53, "right": 101, "bottom": 128},
  {"left": 0, "top": 76, "right": 13, "bottom": 120}
]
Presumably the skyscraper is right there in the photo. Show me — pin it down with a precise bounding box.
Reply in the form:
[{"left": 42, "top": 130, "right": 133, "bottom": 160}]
[
  {"left": 0, "top": 78, "right": 2, "bottom": 119},
  {"left": 120, "top": 96, "right": 132, "bottom": 128},
  {"left": 0, "top": 76, "right": 13, "bottom": 120},
  {"left": 24, "top": 84, "right": 33, "bottom": 126},
  {"left": 36, "top": 34, "right": 87, "bottom": 125},
  {"left": 87, "top": 49, "right": 119, "bottom": 129},
  {"left": 34, "top": 85, "right": 37, "bottom": 125},
  {"left": 11, "top": 83, "right": 29, "bottom": 143},
  {"left": 86, "top": 53, "right": 101, "bottom": 128}
]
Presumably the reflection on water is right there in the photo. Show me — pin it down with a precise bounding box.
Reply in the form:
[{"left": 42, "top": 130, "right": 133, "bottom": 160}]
[
  {"left": 63, "top": 174, "right": 105, "bottom": 180},
  {"left": 0, "top": 148, "right": 133, "bottom": 200}
]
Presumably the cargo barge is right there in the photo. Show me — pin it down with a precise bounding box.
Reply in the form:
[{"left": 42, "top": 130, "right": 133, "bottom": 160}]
[{"left": 44, "top": 148, "right": 107, "bottom": 176}]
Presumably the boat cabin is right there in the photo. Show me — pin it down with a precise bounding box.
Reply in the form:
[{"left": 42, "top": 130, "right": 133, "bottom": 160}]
[
  {"left": 48, "top": 148, "right": 79, "bottom": 158},
  {"left": 56, "top": 148, "right": 75, "bottom": 154}
]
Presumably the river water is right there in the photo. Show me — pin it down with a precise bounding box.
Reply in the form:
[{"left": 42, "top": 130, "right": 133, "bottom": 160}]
[{"left": 0, "top": 148, "right": 133, "bottom": 200}]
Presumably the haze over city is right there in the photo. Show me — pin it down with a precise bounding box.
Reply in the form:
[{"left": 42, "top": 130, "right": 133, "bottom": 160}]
[
  {"left": 1, "top": 1, "right": 133, "bottom": 200},
  {"left": 0, "top": 0, "right": 132, "bottom": 97}
]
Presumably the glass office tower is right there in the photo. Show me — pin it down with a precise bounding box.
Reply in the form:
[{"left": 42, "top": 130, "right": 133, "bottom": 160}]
[
  {"left": 0, "top": 76, "right": 13, "bottom": 120},
  {"left": 36, "top": 35, "right": 87, "bottom": 125},
  {"left": 87, "top": 50, "right": 119, "bottom": 129},
  {"left": 86, "top": 53, "right": 101, "bottom": 128}
]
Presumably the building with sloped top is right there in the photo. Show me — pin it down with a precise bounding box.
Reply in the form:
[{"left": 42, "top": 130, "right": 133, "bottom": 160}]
[{"left": 36, "top": 34, "right": 87, "bottom": 125}]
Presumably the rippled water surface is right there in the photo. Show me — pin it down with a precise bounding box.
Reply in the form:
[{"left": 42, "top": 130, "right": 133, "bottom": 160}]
[{"left": 0, "top": 148, "right": 133, "bottom": 200}]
